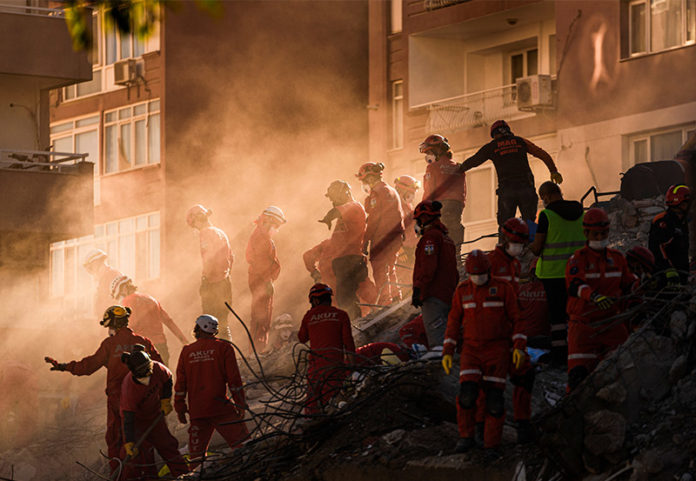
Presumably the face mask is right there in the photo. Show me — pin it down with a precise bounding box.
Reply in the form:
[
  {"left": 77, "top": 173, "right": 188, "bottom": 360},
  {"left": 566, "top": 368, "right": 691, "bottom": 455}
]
[
  {"left": 506, "top": 243, "right": 524, "bottom": 257},
  {"left": 588, "top": 239, "right": 609, "bottom": 250},
  {"left": 414, "top": 224, "right": 423, "bottom": 236},
  {"left": 108, "top": 328, "right": 116, "bottom": 337},
  {"left": 470, "top": 274, "right": 488, "bottom": 286},
  {"left": 136, "top": 376, "right": 151, "bottom": 386},
  {"left": 425, "top": 153, "right": 437, "bottom": 164},
  {"left": 361, "top": 183, "right": 371, "bottom": 194},
  {"left": 279, "top": 330, "right": 291, "bottom": 341},
  {"left": 403, "top": 192, "right": 415, "bottom": 204}
]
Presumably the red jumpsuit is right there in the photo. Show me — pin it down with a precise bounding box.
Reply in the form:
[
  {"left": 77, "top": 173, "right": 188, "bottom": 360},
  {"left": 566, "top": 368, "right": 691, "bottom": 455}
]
[
  {"left": 122, "top": 292, "right": 188, "bottom": 365},
  {"left": 120, "top": 361, "right": 188, "bottom": 480},
  {"left": 298, "top": 304, "right": 356, "bottom": 413},
  {"left": 95, "top": 265, "right": 123, "bottom": 316},
  {"left": 174, "top": 336, "right": 248, "bottom": 466},
  {"left": 246, "top": 224, "right": 281, "bottom": 350},
  {"left": 199, "top": 226, "right": 233, "bottom": 332},
  {"left": 518, "top": 280, "right": 550, "bottom": 339},
  {"left": 63, "top": 328, "right": 161, "bottom": 474},
  {"left": 365, "top": 181, "right": 404, "bottom": 305},
  {"left": 412, "top": 220, "right": 459, "bottom": 305},
  {"left": 444, "top": 278, "right": 522, "bottom": 448},
  {"left": 354, "top": 342, "right": 410, "bottom": 366},
  {"left": 566, "top": 246, "right": 636, "bottom": 376},
  {"left": 422, "top": 155, "right": 466, "bottom": 249},
  {"left": 397, "top": 197, "right": 417, "bottom": 286},
  {"left": 398, "top": 315, "right": 429, "bottom": 349},
  {"left": 303, "top": 239, "right": 337, "bottom": 290}
]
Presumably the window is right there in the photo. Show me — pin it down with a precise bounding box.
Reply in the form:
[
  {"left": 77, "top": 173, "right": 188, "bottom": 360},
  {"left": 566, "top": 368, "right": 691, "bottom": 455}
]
[
  {"left": 391, "top": 0, "right": 403, "bottom": 34},
  {"left": 392, "top": 81, "right": 404, "bottom": 149},
  {"left": 50, "top": 115, "right": 101, "bottom": 205},
  {"left": 629, "top": 125, "right": 696, "bottom": 164},
  {"left": 508, "top": 47, "right": 538, "bottom": 85},
  {"left": 629, "top": 0, "right": 696, "bottom": 55},
  {"left": 49, "top": 212, "right": 161, "bottom": 311},
  {"left": 104, "top": 99, "right": 160, "bottom": 174}
]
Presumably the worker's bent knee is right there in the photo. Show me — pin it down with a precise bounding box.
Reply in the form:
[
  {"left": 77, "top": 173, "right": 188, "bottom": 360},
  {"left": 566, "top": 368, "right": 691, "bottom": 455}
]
[
  {"left": 568, "top": 366, "right": 589, "bottom": 391},
  {"left": 510, "top": 368, "right": 535, "bottom": 392},
  {"left": 485, "top": 388, "right": 505, "bottom": 418},
  {"left": 458, "top": 381, "right": 479, "bottom": 409}
]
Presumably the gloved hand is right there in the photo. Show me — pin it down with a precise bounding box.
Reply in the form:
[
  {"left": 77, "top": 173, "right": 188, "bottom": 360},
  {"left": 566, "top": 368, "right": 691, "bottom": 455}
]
[
  {"left": 177, "top": 410, "right": 188, "bottom": 424},
  {"left": 442, "top": 354, "right": 453, "bottom": 375},
  {"left": 161, "top": 398, "right": 173, "bottom": 416},
  {"left": 265, "top": 281, "right": 274, "bottom": 297},
  {"left": 550, "top": 171, "right": 563, "bottom": 184},
  {"left": 318, "top": 208, "right": 339, "bottom": 230},
  {"left": 310, "top": 269, "right": 322, "bottom": 282},
  {"left": 45, "top": 356, "right": 66, "bottom": 371},
  {"left": 411, "top": 287, "right": 422, "bottom": 308},
  {"left": 512, "top": 349, "right": 526, "bottom": 370},
  {"left": 590, "top": 291, "right": 614, "bottom": 310},
  {"left": 124, "top": 442, "right": 138, "bottom": 457},
  {"left": 665, "top": 268, "right": 680, "bottom": 286}
]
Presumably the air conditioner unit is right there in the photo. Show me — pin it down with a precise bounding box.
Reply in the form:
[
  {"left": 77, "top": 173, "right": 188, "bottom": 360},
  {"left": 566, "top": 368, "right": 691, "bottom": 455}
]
[
  {"left": 516, "top": 74, "right": 553, "bottom": 110},
  {"left": 114, "top": 59, "right": 137, "bottom": 86}
]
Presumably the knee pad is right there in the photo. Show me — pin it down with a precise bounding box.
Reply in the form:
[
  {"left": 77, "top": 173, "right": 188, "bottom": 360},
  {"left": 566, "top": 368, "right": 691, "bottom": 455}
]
[
  {"left": 458, "top": 381, "right": 479, "bottom": 409},
  {"left": 568, "top": 366, "right": 589, "bottom": 391},
  {"left": 510, "top": 368, "right": 535, "bottom": 392},
  {"left": 485, "top": 388, "right": 505, "bottom": 418}
]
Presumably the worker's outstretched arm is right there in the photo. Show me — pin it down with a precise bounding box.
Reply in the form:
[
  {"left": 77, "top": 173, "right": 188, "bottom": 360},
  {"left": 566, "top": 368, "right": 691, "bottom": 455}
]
[
  {"left": 160, "top": 305, "right": 189, "bottom": 345},
  {"left": 459, "top": 145, "right": 490, "bottom": 173},
  {"left": 523, "top": 138, "right": 562, "bottom": 183}
]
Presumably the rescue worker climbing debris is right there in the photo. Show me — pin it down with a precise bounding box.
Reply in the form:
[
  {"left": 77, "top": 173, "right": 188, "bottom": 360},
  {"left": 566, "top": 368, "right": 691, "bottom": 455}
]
[
  {"left": 565, "top": 208, "right": 637, "bottom": 391},
  {"left": 246, "top": 205, "right": 285, "bottom": 351},
  {"left": 394, "top": 174, "right": 421, "bottom": 277},
  {"left": 649, "top": 184, "right": 691, "bottom": 284},
  {"left": 44, "top": 305, "right": 162, "bottom": 475},
  {"left": 459, "top": 120, "right": 562, "bottom": 226},
  {"left": 411, "top": 200, "right": 459, "bottom": 348},
  {"left": 419, "top": 134, "right": 466, "bottom": 259},
  {"left": 187, "top": 204, "right": 234, "bottom": 340},
  {"left": 174, "top": 315, "right": 248, "bottom": 468},
  {"left": 83, "top": 248, "right": 123, "bottom": 317},
  {"left": 120, "top": 346, "right": 189, "bottom": 480},
  {"left": 357, "top": 163, "right": 405, "bottom": 305},
  {"left": 111, "top": 275, "right": 188, "bottom": 365},
  {"left": 442, "top": 250, "right": 523, "bottom": 453},
  {"left": 298, "top": 283, "right": 356, "bottom": 414}
]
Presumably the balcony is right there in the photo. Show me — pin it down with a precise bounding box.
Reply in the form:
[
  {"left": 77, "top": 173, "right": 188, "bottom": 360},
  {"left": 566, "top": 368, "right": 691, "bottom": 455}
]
[{"left": 426, "top": 84, "right": 534, "bottom": 133}]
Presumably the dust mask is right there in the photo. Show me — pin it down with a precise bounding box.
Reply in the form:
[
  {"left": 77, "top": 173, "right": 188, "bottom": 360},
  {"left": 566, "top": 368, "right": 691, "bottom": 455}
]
[
  {"left": 506, "top": 243, "right": 524, "bottom": 257},
  {"left": 136, "top": 376, "right": 151, "bottom": 385},
  {"left": 361, "top": 183, "right": 371, "bottom": 194},
  {"left": 425, "top": 153, "right": 437, "bottom": 164},
  {"left": 588, "top": 239, "right": 609, "bottom": 250},
  {"left": 108, "top": 328, "right": 116, "bottom": 337},
  {"left": 470, "top": 274, "right": 488, "bottom": 286}
]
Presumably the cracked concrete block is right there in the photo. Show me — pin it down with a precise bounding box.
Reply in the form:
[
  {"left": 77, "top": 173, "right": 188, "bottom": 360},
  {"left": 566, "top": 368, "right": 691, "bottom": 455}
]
[
  {"left": 669, "top": 355, "right": 689, "bottom": 384},
  {"left": 583, "top": 410, "right": 626, "bottom": 455},
  {"left": 596, "top": 382, "right": 627, "bottom": 405},
  {"left": 671, "top": 311, "right": 689, "bottom": 340}
]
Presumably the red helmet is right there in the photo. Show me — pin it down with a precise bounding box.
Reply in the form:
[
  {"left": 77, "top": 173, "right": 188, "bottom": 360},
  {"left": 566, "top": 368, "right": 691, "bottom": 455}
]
[
  {"left": 413, "top": 200, "right": 442, "bottom": 219},
  {"left": 502, "top": 217, "right": 529, "bottom": 243},
  {"left": 356, "top": 162, "right": 385, "bottom": 181},
  {"left": 419, "top": 134, "right": 450, "bottom": 154},
  {"left": 582, "top": 208, "right": 610, "bottom": 232},
  {"left": 309, "top": 283, "right": 333, "bottom": 300},
  {"left": 186, "top": 204, "right": 210, "bottom": 227},
  {"left": 490, "top": 120, "right": 511, "bottom": 138},
  {"left": 394, "top": 175, "right": 420, "bottom": 193},
  {"left": 465, "top": 249, "right": 490, "bottom": 275},
  {"left": 626, "top": 246, "right": 655, "bottom": 272},
  {"left": 665, "top": 184, "right": 691, "bottom": 206}
]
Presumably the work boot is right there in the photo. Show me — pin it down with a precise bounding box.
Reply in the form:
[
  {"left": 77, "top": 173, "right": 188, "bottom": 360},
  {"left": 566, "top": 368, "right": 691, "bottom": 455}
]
[
  {"left": 516, "top": 420, "right": 534, "bottom": 444},
  {"left": 474, "top": 422, "right": 485, "bottom": 447},
  {"left": 454, "top": 437, "right": 475, "bottom": 453}
]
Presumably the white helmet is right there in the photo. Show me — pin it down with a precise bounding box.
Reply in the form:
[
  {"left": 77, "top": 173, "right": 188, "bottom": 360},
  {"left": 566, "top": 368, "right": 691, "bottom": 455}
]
[
  {"left": 196, "top": 315, "right": 219, "bottom": 334},
  {"left": 186, "top": 204, "right": 211, "bottom": 227},
  {"left": 110, "top": 275, "right": 133, "bottom": 299},
  {"left": 272, "top": 313, "right": 293, "bottom": 330},
  {"left": 263, "top": 205, "right": 287, "bottom": 224},
  {"left": 83, "top": 249, "right": 107, "bottom": 267}
]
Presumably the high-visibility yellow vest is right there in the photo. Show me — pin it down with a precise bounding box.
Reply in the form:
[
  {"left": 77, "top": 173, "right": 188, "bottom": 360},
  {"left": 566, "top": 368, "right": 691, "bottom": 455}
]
[{"left": 535, "top": 209, "right": 585, "bottom": 279}]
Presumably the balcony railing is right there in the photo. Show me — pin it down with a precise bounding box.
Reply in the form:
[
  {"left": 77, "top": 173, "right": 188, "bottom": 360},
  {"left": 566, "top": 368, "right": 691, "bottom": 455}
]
[
  {"left": 0, "top": 149, "right": 88, "bottom": 173},
  {"left": 0, "top": 3, "right": 65, "bottom": 17},
  {"left": 425, "top": 84, "right": 534, "bottom": 133}
]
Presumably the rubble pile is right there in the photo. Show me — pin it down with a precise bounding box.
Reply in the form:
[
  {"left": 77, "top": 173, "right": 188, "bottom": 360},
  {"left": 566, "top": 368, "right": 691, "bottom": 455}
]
[{"left": 603, "top": 195, "right": 665, "bottom": 251}]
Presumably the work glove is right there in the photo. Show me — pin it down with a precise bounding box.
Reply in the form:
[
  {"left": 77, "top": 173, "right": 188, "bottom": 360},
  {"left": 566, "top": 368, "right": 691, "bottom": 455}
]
[
  {"left": 512, "top": 349, "right": 526, "bottom": 370},
  {"left": 44, "top": 356, "right": 66, "bottom": 371},
  {"left": 442, "top": 354, "right": 453, "bottom": 375},
  {"left": 124, "top": 442, "right": 138, "bottom": 458},
  {"left": 665, "top": 268, "right": 680, "bottom": 286},
  {"left": 161, "top": 398, "right": 173, "bottom": 416},
  {"left": 590, "top": 291, "right": 614, "bottom": 310},
  {"left": 550, "top": 171, "right": 563, "bottom": 184},
  {"left": 310, "top": 269, "right": 322, "bottom": 283},
  {"left": 411, "top": 287, "right": 422, "bottom": 308},
  {"left": 265, "top": 281, "right": 274, "bottom": 297},
  {"left": 318, "top": 208, "right": 339, "bottom": 230},
  {"left": 177, "top": 411, "right": 188, "bottom": 424}
]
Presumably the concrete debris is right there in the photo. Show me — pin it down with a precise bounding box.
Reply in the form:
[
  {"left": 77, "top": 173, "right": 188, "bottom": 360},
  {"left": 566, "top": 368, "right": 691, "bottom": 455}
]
[
  {"left": 583, "top": 410, "right": 626, "bottom": 456},
  {"left": 603, "top": 195, "right": 665, "bottom": 251},
  {"left": 595, "top": 381, "right": 627, "bottom": 405}
]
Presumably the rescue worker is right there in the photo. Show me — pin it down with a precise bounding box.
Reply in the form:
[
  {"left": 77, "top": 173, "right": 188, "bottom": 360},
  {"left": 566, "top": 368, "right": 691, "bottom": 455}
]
[
  {"left": 265, "top": 313, "right": 296, "bottom": 353},
  {"left": 488, "top": 217, "right": 528, "bottom": 290},
  {"left": 394, "top": 175, "right": 421, "bottom": 282},
  {"left": 398, "top": 314, "right": 429, "bottom": 350},
  {"left": 354, "top": 342, "right": 410, "bottom": 366},
  {"left": 357, "top": 163, "right": 405, "bottom": 305},
  {"left": 442, "top": 250, "right": 524, "bottom": 452},
  {"left": 303, "top": 238, "right": 336, "bottom": 289},
  {"left": 411, "top": 200, "right": 459, "bottom": 347},
  {"left": 566, "top": 208, "right": 636, "bottom": 390},
  {"left": 120, "top": 346, "right": 189, "bottom": 480},
  {"left": 419, "top": 135, "right": 466, "bottom": 257},
  {"left": 187, "top": 204, "right": 234, "bottom": 340},
  {"left": 649, "top": 184, "right": 691, "bottom": 284},
  {"left": 45, "top": 306, "right": 162, "bottom": 475},
  {"left": 518, "top": 262, "right": 551, "bottom": 344},
  {"left": 111, "top": 275, "right": 189, "bottom": 365},
  {"left": 459, "top": 120, "right": 563, "bottom": 226},
  {"left": 246, "top": 206, "right": 285, "bottom": 351},
  {"left": 297, "top": 284, "right": 356, "bottom": 414},
  {"left": 83, "top": 249, "right": 123, "bottom": 317},
  {"left": 529, "top": 181, "right": 585, "bottom": 365},
  {"left": 626, "top": 246, "right": 656, "bottom": 282},
  {"left": 174, "top": 315, "right": 248, "bottom": 467}
]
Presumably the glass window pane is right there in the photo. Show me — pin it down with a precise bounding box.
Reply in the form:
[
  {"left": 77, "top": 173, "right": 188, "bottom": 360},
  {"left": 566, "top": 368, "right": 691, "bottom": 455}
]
[
  {"left": 105, "top": 24, "right": 117, "bottom": 64},
  {"left": 149, "top": 229, "right": 160, "bottom": 279},
  {"left": 91, "top": 14, "right": 100, "bottom": 65},
  {"left": 76, "top": 69, "right": 102, "bottom": 97},
  {"left": 51, "top": 248, "right": 64, "bottom": 297},
  {"left": 149, "top": 99, "right": 160, "bottom": 111},
  {"left": 51, "top": 122, "right": 72, "bottom": 134},
  {"left": 391, "top": 0, "right": 402, "bottom": 34},
  {"left": 76, "top": 130, "right": 99, "bottom": 178},
  {"left": 634, "top": 139, "right": 648, "bottom": 163},
  {"left": 107, "top": 222, "right": 118, "bottom": 236},
  {"left": 149, "top": 213, "right": 160, "bottom": 227},
  {"left": 135, "top": 119, "right": 146, "bottom": 166},
  {"left": 527, "top": 48, "right": 538, "bottom": 75},
  {"left": 688, "top": 0, "right": 696, "bottom": 42},
  {"left": 134, "top": 33, "right": 145, "bottom": 57},
  {"left": 136, "top": 231, "right": 147, "bottom": 280},
  {"left": 105, "top": 111, "right": 117, "bottom": 123},
  {"left": 119, "top": 232, "right": 136, "bottom": 276},
  {"left": 462, "top": 168, "right": 493, "bottom": 223},
  {"left": 394, "top": 81, "right": 403, "bottom": 98},
  {"left": 119, "top": 108, "right": 131, "bottom": 120},
  {"left": 119, "top": 218, "right": 134, "bottom": 234},
  {"left": 120, "top": 31, "right": 131, "bottom": 59},
  {"left": 76, "top": 115, "right": 100, "bottom": 127},
  {"left": 95, "top": 224, "right": 105, "bottom": 237},
  {"left": 393, "top": 97, "right": 403, "bottom": 149},
  {"left": 119, "top": 123, "right": 131, "bottom": 169},
  {"left": 64, "top": 85, "right": 76, "bottom": 100},
  {"left": 650, "top": 130, "right": 683, "bottom": 160},
  {"left": 651, "top": 0, "right": 683, "bottom": 51},
  {"left": 549, "top": 34, "right": 557, "bottom": 74},
  {"left": 65, "top": 246, "right": 75, "bottom": 294},
  {"left": 105, "top": 125, "right": 118, "bottom": 173},
  {"left": 510, "top": 53, "right": 524, "bottom": 83},
  {"left": 148, "top": 113, "right": 160, "bottom": 164},
  {"left": 631, "top": 3, "right": 647, "bottom": 54},
  {"left": 53, "top": 136, "right": 73, "bottom": 153},
  {"left": 134, "top": 103, "right": 147, "bottom": 116},
  {"left": 136, "top": 216, "right": 148, "bottom": 230}
]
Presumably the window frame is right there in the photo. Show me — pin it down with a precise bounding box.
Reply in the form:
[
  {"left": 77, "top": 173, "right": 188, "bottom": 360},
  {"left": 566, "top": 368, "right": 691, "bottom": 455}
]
[
  {"left": 391, "top": 80, "right": 404, "bottom": 150},
  {"left": 628, "top": 123, "right": 696, "bottom": 165},
  {"left": 628, "top": 0, "right": 696, "bottom": 57},
  {"left": 103, "top": 99, "right": 161, "bottom": 175}
]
